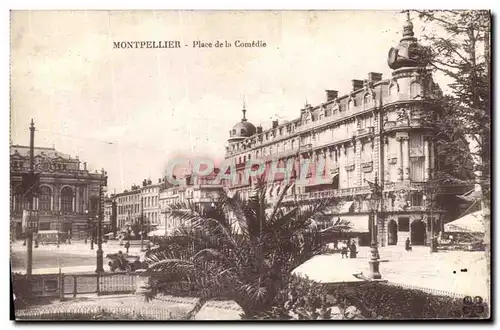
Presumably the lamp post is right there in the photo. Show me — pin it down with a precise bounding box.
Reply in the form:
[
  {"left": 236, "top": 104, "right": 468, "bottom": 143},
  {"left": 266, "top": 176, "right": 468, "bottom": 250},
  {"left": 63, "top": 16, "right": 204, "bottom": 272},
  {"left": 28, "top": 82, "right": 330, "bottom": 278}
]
[
  {"left": 423, "top": 186, "right": 438, "bottom": 253},
  {"left": 96, "top": 169, "right": 107, "bottom": 273},
  {"left": 365, "top": 176, "right": 382, "bottom": 280},
  {"left": 90, "top": 218, "right": 95, "bottom": 250}
]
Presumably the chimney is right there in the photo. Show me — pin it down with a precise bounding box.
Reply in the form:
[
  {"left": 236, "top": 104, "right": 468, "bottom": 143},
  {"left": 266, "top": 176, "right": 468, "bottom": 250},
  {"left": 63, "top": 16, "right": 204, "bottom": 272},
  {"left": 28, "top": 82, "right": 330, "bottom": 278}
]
[
  {"left": 158, "top": 178, "right": 161, "bottom": 183},
  {"left": 368, "top": 72, "right": 383, "bottom": 83},
  {"left": 256, "top": 126, "right": 263, "bottom": 134},
  {"left": 352, "top": 79, "right": 364, "bottom": 91},
  {"left": 272, "top": 120, "right": 279, "bottom": 129},
  {"left": 325, "top": 90, "right": 338, "bottom": 102},
  {"left": 148, "top": 179, "right": 152, "bottom": 185},
  {"left": 142, "top": 179, "right": 147, "bottom": 187}
]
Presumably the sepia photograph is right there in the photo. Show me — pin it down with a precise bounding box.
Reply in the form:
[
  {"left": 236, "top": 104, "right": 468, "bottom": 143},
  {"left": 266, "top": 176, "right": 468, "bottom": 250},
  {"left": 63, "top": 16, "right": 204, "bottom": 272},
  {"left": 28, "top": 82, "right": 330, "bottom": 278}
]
[{"left": 9, "top": 9, "right": 491, "bottom": 321}]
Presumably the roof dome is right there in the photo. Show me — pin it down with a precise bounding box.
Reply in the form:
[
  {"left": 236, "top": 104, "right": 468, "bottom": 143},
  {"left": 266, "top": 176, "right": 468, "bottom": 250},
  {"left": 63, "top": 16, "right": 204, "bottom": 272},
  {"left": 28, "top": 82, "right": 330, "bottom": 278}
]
[
  {"left": 229, "top": 105, "right": 256, "bottom": 140},
  {"left": 387, "top": 12, "right": 430, "bottom": 70}
]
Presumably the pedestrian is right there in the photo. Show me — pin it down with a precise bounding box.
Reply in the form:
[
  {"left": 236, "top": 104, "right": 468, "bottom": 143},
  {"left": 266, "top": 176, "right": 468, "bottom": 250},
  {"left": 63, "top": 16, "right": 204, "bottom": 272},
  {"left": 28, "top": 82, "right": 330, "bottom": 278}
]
[
  {"left": 349, "top": 240, "right": 357, "bottom": 259},
  {"left": 67, "top": 230, "right": 71, "bottom": 245},
  {"left": 85, "top": 236, "right": 88, "bottom": 244},
  {"left": 341, "top": 241, "right": 349, "bottom": 259},
  {"left": 405, "top": 237, "right": 412, "bottom": 251},
  {"left": 125, "top": 241, "right": 130, "bottom": 254},
  {"left": 333, "top": 240, "right": 339, "bottom": 250}
]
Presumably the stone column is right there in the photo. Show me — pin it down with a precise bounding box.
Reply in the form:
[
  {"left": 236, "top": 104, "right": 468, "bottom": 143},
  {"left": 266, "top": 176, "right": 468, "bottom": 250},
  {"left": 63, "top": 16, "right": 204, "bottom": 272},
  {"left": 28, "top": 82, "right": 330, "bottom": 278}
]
[
  {"left": 384, "top": 137, "right": 390, "bottom": 183},
  {"left": 402, "top": 137, "right": 410, "bottom": 180},
  {"left": 72, "top": 189, "right": 76, "bottom": 212},
  {"left": 356, "top": 139, "right": 362, "bottom": 187},
  {"left": 75, "top": 186, "right": 80, "bottom": 213},
  {"left": 339, "top": 145, "right": 346, "bottom": 189},
  {"left": 396, "top": 136, "right": 404, "bottom": 181},
  {"left": 424, "top": 138, "right": 430, "bottom": 181},
  {"left": 429, "top": 141, "right": 435, "bottom": 179}
]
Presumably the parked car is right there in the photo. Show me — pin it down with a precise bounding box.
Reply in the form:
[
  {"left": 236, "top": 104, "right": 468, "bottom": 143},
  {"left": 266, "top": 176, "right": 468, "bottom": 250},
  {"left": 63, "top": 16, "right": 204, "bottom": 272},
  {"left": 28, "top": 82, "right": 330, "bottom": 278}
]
[{"left": 106, "top": 253, "right": 148, "bottom": 272}]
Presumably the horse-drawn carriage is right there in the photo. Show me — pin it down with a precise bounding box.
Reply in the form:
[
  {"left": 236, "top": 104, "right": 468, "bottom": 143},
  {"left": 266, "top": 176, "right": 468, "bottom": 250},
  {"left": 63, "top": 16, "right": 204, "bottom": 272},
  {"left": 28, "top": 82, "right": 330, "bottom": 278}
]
[{"left": 106, "top": 253, "right": 148, "bottom": 272}]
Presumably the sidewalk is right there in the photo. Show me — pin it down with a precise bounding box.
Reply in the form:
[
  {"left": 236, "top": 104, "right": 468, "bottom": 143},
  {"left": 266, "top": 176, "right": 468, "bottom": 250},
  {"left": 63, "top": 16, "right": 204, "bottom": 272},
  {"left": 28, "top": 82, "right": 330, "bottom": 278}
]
[
  {"left": 11, "top": 241, "right": 144, "bottom": 255},
  {"left": 294, "top": 248, "right": 489, "bottom": 299}
]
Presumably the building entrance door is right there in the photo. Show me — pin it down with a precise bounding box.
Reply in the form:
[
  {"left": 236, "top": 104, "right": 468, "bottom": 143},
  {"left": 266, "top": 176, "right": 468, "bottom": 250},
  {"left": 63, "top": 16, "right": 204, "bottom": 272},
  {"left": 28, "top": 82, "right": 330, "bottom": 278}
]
[
  {"left": 388, "top": 220, "right": 398, "bottom": 245},
  {"left": 410, "top": 220, "right": 426, "bottom": 245}
]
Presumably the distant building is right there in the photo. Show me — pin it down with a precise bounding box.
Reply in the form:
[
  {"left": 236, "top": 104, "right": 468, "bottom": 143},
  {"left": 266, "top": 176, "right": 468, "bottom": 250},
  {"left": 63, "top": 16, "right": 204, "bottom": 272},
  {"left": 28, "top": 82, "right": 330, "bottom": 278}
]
[
  {"left": 103, "top": 195, "right": 117, "bottom": 234},
  {"left": 10, "top": 144, "right": 104, "bottom": 239},
  {"left": 158, "top": 171, "right": 223, "bottom": 234},
  {"left": 115, "top": 186, "right": 141, "bottom": 231},
  {"left": 140, "top": 178, "right": 161, "bottom": 231},
  {"left": 223, "top": 17, "right": 465, "bottom": 248}
]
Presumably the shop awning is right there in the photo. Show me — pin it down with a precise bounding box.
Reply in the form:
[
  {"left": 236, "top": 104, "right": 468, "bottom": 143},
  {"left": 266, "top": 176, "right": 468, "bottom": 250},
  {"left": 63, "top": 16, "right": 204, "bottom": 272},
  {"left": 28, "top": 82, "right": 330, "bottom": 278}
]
[
  {"left": 326, "top": 201, "right": 354, "bottom": 214},
  {"left": 456, "top": 189, "right": 482, "bottom": 202},
  {"left": 341, "top": 215, "right": 369, "bottom": 233},
  {"left": 148, "top": 227, "right": 167, "bottom": 237},
  {"left": 444, "top": 211, "right": 484, "bottom": 233}
]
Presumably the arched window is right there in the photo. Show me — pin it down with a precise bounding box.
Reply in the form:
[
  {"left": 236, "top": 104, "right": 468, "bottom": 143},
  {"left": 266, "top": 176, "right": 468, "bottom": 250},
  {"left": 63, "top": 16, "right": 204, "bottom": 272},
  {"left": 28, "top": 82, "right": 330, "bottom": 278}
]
[
  {"left": 61, "top": 187, "right": 74, "bottom": 212},
  {"left": 240, "top": 129, "right": 245, "bottom": 135},
  {"left": 39, "top": 186, "right": 52, "bottom": 211},
  {"left": 347, "top": 99, "right": 354, "bottom": 110}
]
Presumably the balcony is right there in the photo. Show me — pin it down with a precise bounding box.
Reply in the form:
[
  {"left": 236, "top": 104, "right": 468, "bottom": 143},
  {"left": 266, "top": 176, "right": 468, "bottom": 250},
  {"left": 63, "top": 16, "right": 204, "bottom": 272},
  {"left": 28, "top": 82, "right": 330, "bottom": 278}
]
[
  {"left": 361, "top": 161, "right": 373, "bottom": 173},
  {"left": 279, "top": 186, "right": 373, "bottom": 203},
  {"left": 384, "top": 181, "right": 427, "bottom": 191},
  {"left": 357, "top": 126, "right": 374, "bottom": 137},
  {"left": 299, "top": 143, "right": 313, "bottom": 152},
  {"left": 409, "top": 148, "right": 424, "bottom": 158},
  {"left": 384, "top": 121, "right": 397, "bottom": 130}
]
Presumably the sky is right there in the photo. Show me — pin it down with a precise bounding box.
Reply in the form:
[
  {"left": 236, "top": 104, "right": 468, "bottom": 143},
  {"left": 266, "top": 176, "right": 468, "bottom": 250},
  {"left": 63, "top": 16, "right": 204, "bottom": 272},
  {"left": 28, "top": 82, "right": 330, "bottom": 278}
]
[{"left": 10, "top": 10, "right": 450, "bottom": 193}]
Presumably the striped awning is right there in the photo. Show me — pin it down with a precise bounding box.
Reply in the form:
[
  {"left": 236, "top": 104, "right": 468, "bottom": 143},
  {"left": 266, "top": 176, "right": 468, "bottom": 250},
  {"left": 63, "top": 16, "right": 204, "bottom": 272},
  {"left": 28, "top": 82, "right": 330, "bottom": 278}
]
[{"left": 325, "top": 201, "right": 354, "bottom": 214}]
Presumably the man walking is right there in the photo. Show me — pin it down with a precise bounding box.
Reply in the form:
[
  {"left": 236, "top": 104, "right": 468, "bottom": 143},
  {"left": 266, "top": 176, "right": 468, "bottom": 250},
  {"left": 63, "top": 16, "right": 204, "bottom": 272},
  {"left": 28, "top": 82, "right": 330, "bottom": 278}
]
[{"left": 405, "top": 237, "right": 412, "bottom": 251}]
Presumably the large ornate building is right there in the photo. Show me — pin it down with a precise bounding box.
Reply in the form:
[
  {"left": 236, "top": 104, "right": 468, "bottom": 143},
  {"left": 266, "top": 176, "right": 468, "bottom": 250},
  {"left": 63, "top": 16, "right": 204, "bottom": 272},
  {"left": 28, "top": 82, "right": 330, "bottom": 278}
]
[
  {"left": 10, "top": 144, "right": 104, "bottom": 239},
  {"left": 223, "top": 17, "right": 457, "bottom": 247}
]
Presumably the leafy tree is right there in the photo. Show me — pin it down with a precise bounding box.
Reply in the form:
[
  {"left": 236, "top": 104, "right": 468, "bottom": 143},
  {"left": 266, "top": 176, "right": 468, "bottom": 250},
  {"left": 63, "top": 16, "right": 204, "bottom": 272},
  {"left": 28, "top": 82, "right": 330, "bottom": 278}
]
[
  {"left": 140, "top": 183, "right": 350, "bottom": 319},
  {"left": 415, "top": 10, "right": 490, "bottom": 185},
  {"left": 414, "top": 9, "right": 491, "bottom": 291}
]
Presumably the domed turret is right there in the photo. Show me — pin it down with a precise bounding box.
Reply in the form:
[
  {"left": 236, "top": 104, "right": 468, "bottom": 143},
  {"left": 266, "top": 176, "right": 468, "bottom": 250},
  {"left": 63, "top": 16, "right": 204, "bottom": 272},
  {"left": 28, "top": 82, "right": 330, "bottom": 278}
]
[
  {"left": 388, "top": 12, "right": 430, "bottom": 70},
  {"left": 228, "top": 103, "right": 256, "bottom": 142}
]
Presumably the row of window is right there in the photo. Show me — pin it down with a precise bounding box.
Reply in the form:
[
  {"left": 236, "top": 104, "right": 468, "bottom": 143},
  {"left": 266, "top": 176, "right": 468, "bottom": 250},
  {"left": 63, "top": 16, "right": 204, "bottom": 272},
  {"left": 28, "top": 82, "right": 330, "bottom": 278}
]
[{"left": 229, "top": 80, "right": 424, "bottom": 157}]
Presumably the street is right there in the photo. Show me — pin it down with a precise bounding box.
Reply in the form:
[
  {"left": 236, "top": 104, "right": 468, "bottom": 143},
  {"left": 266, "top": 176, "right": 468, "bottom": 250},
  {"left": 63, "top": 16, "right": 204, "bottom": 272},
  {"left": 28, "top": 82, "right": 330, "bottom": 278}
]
[
  {"left": 11, "top": 240, "right": 145, "bottom": 274},
  {"left": 12, "top": 240, "right": 489, "bottom": 301}
]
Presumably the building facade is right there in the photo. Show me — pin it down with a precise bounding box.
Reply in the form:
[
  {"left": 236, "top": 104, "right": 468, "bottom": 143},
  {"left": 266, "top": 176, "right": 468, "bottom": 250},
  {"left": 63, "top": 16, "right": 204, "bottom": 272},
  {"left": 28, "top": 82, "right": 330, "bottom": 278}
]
[
  {"left": 10, "top": 145, "right": 104, "bottom": 239},
  {"left": 103, "top": 195, "right": 117, "bottom": 234},
  {"left": 223, "top": 18, "right": 452, "bottom": 248},
  {"left": 115, "top": 186, "right": 142, "bottom": 230},
  {"left": 159, "top": 173, "right": 223, "bottom": 232},
  {"left": 140, "top": 179, "right": 161, "bottom": 229}
]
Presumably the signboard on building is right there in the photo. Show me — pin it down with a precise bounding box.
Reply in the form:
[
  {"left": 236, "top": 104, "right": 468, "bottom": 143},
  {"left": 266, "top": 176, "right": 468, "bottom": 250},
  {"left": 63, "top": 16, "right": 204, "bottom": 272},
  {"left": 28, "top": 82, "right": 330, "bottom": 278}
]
[{"left": 22, "top": 209, "right": 39, "bottom": 232}]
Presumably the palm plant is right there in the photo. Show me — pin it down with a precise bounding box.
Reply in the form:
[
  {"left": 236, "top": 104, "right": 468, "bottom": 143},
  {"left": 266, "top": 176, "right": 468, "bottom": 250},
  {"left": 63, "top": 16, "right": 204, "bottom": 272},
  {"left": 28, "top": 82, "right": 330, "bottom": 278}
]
[{"left": 141, "top": 182, "right": 351, "bottom": 319}]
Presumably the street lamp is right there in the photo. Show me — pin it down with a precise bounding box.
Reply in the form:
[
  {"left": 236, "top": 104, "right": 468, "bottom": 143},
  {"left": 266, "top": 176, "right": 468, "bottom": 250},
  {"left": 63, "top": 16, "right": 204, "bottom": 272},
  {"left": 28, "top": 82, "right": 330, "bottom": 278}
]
[
  {"left": 423, "top": 190, "right": 438, "bottom": 253},
  {"left": 365, "top": 175, "right": 382, "bottom": 280},
  {"left": 95, "top": 169, "right": 107, "bottom": 273},
  {"left": 90, "top": 218, "right": 95, "bottom": 250}
]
